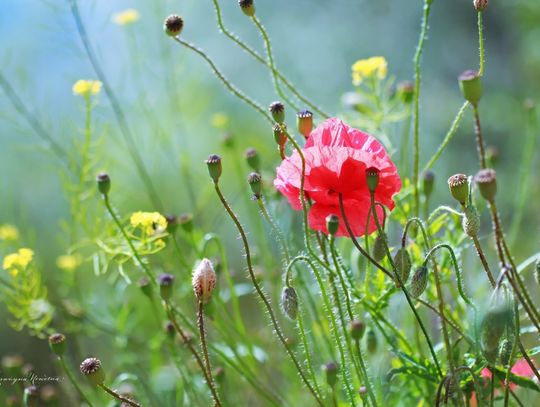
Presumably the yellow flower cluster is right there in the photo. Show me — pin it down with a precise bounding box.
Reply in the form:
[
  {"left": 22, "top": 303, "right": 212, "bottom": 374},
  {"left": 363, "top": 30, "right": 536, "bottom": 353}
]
[
  {"left": 56, "top": 254, "right": 82, "bottom": 272},
  {"left": 112, "top": 9, "right": 140, "bottom": 26},
  {"left": 3, "top": 248, "right": 34, "bottom": 276},
  {"left": 351, "top": 56, "right": 388, "bottom": 85},
  {"left": 72, "top": 80, "right": 102, "bottom": 96},
  {"left": 130, "top": 212, "right": 168, "bottom": 235},
  {"left": 0, "top": 224, "right": 19, "bottom": 241}
]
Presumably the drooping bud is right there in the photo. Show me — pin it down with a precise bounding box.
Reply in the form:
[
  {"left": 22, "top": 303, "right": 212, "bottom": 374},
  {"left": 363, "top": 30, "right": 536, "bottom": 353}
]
[
  {"left": 448, "top": 174, "right": 469, "bottom": 205},
  {"left": 96, "top": 173, "right": 110, "bottom": 195},
  {"left": 499, "top": 339, "right": 513, "bottom": 367},
  {"left": 473, "top": 0, "right": 489, "bottom": 12},
  {"left": 179, "top": 213, "right": 194, "bottom": 233},
  {"left": 80, "top": 357, "right": 105, "bottom": 386},
  {"left": 397, "top": 81, "right": 414, "bottom": 104},
  {"left": 422, "top": 170, "right": 435, "bottom": 199},
  {"left": 269, "top": 101, "right": 285, "bottom": 123},
  {"left": 205, "top": 154, "right": 222, "bottom": 182},
  {"left": 459, "top": 70, "right": 482, "bottom": 106},
  {"left": 474, "top": 169, "right": 497, "bottom": 202},
  {"left": 366, "top": 329, "right": 378, "bottom": 353},
  {"left": 238, "top": 0, "right": 255, "bottom": 16},
  {"left": 192, "top": 259, "right": 217, "bottom": 304},
  {"left": 372, "top": 233, "right": 387, "bottom": 262},
  {"left": 409, "top": 266, "right": 428, "bottom": 298},
  {"left": 462, "top": 205, "right": 480, "bottom": 237},
  {"left": 158, "top": 273, "right": 175, "bottom": 301},
  {"left": 480, "top": 305, "right": 513, "bottom": 356},
  {"left": 48, "top": 333, "right": 66, "bottom": 357},
  {"left": 322, "top": 362, "right": 339, "bottom": 387},
  {"left": 365, "top": 167, "right": 380, "bottom": 193},
  {"left": 280, "top": 286, "right": 299, "bottom": 320},
  {"left": 394, "top": 248, "right": 412, "bottom": 284},
  {"left": 164, "top": 15, "right": 184, "bottom": 37},
  {"left": 348, "top": 320, "right": 366, "bottom": 341},
  {"left": 165, "top": 215, "right": 178, "bottom": 234},
  {"left": 245, "top": 148, "right": 260, "bottom": 172},
  {"left": 296, "top": 110, "right": 313, "bottom": 139},
  {"left": 23, "top": 385, "right": 39, "bottom": 407},
  {"left": 325, "top": 214, "right": 339, "bottom": 236},
  {"left": 138, "top": 277, "right": 153, "bottom": 298},
  {"left": 247, "top": 172, "right": 262, "bottom": 198}
]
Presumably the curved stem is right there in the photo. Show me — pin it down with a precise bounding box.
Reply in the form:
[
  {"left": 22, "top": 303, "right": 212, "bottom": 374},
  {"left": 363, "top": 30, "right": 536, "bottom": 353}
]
[
  {"left": 471, "top": 234, "right": 496, "bottom": 288},
  {"left": 472, "top": 105, "right": 487, "bottom": 169},
  {"left": 197, "top": 301, "right": 222, "bottom": 406},
  {"left": 100, "top": 384, "right": 141, "bottom": 407},
  {"left": 58, "top": 356, "right": 94, "bottom": 407}
]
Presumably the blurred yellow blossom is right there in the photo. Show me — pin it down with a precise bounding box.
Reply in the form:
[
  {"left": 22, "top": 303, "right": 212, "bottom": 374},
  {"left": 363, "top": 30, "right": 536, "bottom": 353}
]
[
  {"left": 56, "top": 254, "right": 82, "bottom": 272},
  {"left": 112, "top": 9, "right": 140, "bottom": 26},
  {"left": 3, "top": 248, "right": 34, "bottom": 276},
  {"left": 351, "top": 56, "right": 388, "bottom": 85},
  {"left": 0, "top": 224, "right": 19, "bottom": 241},
  {"left": 130, "top": 212, "right": 167, "bottom": 235},
  {"left": 72, "top": 80, "right": 102, "bottom": 96},
  {"left": 211, "top": 112, "right": 229, "bottom": 129}
]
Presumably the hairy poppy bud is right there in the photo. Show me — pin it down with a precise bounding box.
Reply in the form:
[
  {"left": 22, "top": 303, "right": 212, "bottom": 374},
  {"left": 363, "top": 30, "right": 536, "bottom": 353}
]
[
  {"left": 394, "top": 248, "right": 412, "bottom": 284},
  {"left": 296, "top": 110, "right": 313, "bottom": 139},
  {"left": 281, "top": 286, "right": 299, "bottom": 320},
  {"left": 96, "top": 173, "right": 110, "bottom": 195},
  {"left": 165, "top": 215, "right": 178, "bottom": 234},
  {"left": 238, "top": 0, "right": 255, "bottom": 16},
  {"left": 480, "top": 305, "right": 513, "bottom": 355},
  {"left": 206, "top": 154, "right": 222, "bottom": 182},
  {"left": 473, "top": 0, "right": 488, "bottom": 11},
  {"left": 269, "top": 101, "right": 285, "bottom": 123},
  {"left": 422, "top": 170, "right": 435, "bottom": 199},
  {"left": 349, "top": 320, "right": 365, "bottom": 341},
  {"left": 474, "top": 169, "right": 497, "bottom": 202},
  {"left": 459, "top": 70, "right": 482, "bottom": 106},
  {"left": 366, "top": 329, "right": 377, "bottom": 353},
  {"left": 247, "top": 172, "right": 262, "bottom": 198},
  {"left": 499, "top": 339, "right": 513, "bottom": 367},
  {"left": 366, "top": 167, "right": 380, "bottom": 193},
  {"left": 326, "top": 214, "right": 339, "bottom": 236},
  {"left": 535, "top": 259, "right": 540, "bottom": 286},
  {"left": 138, "top": 277, "right": 153, "bottom": 298},
  {"left": 397, "top": 81, "right": 414, "bottom": 104},
  {"left": 192, "top": 259, "right": 217, "bottom": 304},
  {"left": 80, "top": 358, "right": 105, "bottom": 386},
  {"left": 322, "top": 362, "right": 339, "bottom": 387},
  {"left": 372, "top": 233, "right": 387, "bottom": 262},
  {"left": 48, "top": 333, "right": 66, "bottom": 357},
  {"left": 448, "top": 174, "right": 469, "bottom": 205},
  {"left": 409, "top": 266, "right": 428, "bottom": 298},
  {"left": 179, "top": 213, "right": 193, "bottom": 233},
  {"left": 164, "top": 15, "right": 183, "bottom": 37},
  {"left": 462, "top": 205, "right": 480, "bottom": 237},
  {"left": 24, "top": 386, "right": 38, "bottom": 407},
  {"left": 245, "top": 148, "right": 260, "bottom": 172},
  {"left": 158, "top": 273, "right": 175, "bottom": 301}
]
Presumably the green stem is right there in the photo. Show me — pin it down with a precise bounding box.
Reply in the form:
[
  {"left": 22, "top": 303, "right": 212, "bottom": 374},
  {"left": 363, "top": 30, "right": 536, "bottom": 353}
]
[
  {"left": 99, "top": 384, "right": 141, "bottom": 407},
  {"left": 472, "top": 105, "right": 487, "bottom": 169},
  {"left": 478, "top": 12, "right": 485, "bottom": 76},
  {"left": 58, "top": 356, "right": 94, "bottom": 407},
  {"left": 197, "top": 301, "right": 222, "bottom": 406}
]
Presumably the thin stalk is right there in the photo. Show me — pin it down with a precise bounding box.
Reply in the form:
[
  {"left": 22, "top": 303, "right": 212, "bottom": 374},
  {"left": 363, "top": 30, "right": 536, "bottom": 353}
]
[
  {"left": 197, "top": 301, "right": 221, "bottom": 406},
  {"left": 297, "top": 309, "right": 321, "bottom": 395},
  {"left": 417, "top": 298, "right": 472, "bottom": 345},
  {"left": 412, "top": 0, "right": 433, "bottom": 216},
  {"left": 471, "top": 235, "right": 496, "bottom": 288},
  {"left": 478, "top": 12, "right": 485, "bottom": 76},
  {"left": 472, "top": 105, "right": 487, "bottom": 169},
  {"left": 58, "top": 356, "right": 94, "bottom": 407},
  {"left": 99, "top": 384, "right": 141, "bottom": 407},
  {"left": 212, "top": 182, "right": 325, "bottom": 406},
  {"left": 354, "top": 339, "right": 378, "bottom": 407}
]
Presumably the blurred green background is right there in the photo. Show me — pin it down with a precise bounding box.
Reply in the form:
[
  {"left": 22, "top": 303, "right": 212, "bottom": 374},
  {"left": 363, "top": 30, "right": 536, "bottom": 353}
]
[{"left": 0, "top": 0, "right": 539, "bottom": 401}]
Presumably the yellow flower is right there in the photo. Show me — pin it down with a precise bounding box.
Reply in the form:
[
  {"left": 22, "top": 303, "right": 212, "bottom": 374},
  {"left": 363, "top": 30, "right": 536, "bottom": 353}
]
[
  {"left": 0, "top": 224, "right": 19, "bottom": 241},
  {"left": 211, "top": 112, "right": 229, "bottom": 129},
  {"left": 3, "top": 248, "right": 34, "bottom": 276},
  {"left": 72, "top": 80, "right": 102, "bottom": 96},
  {"left": 112, "top": 9, "right": 140, "bottom": 26},
  {"left": 351, "top": 56, "right": 388, "bottom": 85},
  {"left": 130, "top": 212, "right": 168, "bottom": 235},
  {"left": 56, "top": 254, "right": 82, "bottom": 272}
]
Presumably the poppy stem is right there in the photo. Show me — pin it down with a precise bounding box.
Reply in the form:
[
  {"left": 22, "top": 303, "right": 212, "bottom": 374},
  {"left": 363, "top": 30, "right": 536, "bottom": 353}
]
[
  {"left": 99, "top": 384, "right": 141, "bottom": 407},
  {"left": 472, "top": 105, "right": 487, "bottom": 169},
  {"left": 197, "top": 300, "right": 220, "bottom": 404}
]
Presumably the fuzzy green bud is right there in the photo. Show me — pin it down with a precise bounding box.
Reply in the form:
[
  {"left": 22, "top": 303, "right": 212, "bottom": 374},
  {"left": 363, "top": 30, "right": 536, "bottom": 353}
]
[
  {"left": 238, "top": 0, "right": 255, "bottom": 16},
  {"left": 448, "top": 174, "right": 469, "bottom": 205},
  {"left": 158, "top": 273, "right": 175, "bottom": 301},
  {"left": 322, "top": 362, "right": 339, "bottom": 388},
  {"left": 138, "top": 277, "right": 153, "bottom": 298},
  {"left": 245, "top": 148, "right": 260, "bottom": 172},
  {"left": 23, "top": 386, "right": 38, "bottom": 407},
  {"left": 96, "top": 173, "right": 110, "bottom": 195},
  {"left": 409, "top": 266, "right": 428, "bottom": 298},
  {"left": 474, "top": 169, "right": 497, "bottom": 202},
  {"left": 394, "top": 248, "right": 412, "bottom": 284},
  {"left": 462, "top": 204, "right": 480, "bottom": 237},
  {"left": 80, "top": 357, "right": 105, "bottom": 386},
  {"left": 296, "top": 110, "right": 313, "bottom": 139},
  {"left": 281, "top": 286, "right": 299, "bottom": 320},
  {"left": 269, "top": 101, "right": 285, "bottom": 123},
  {"left": 247, "top": 172, "right": 262, "bottom": 198},
  {"left": 205, "top": 154, "right": 222, "bottom": 183},
  {"left": 325, "top": 214, "right": 339, "bottom": 236},
  {"left": 459, "top": 70, "right": 482, "bottom": 106},
  {"left": 48, "top": 333, "right": 66, "bottom": 357},
  {"left": 365, "top": 167, "right": 380, "bottom": 193},
  {"left": 349, "top": 320, "right": 366, "bottom": 341},
  {"left": 422, "top": 170, "right": 435, "bottom": 199},
  {"left": 164, "top": 15, "right": 184, "bottom": 37},
  {"left": 366, "top": 329, "right": 378, "bottom": 353},
  {"left": 499, "top": 339, "right": 513, "bottom": 367}
]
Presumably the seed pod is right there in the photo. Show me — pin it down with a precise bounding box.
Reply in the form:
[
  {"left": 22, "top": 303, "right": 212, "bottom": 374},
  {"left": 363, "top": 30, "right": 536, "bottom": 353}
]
[
  {"left": 409, "top": 266, "right": 428, "bottom": 298},
  {"left": 349, "top": 320, "right": 366, "bottom": 341},
  {"left": 269, "top": 101, "right": 285, "bottom": 123},
  {"left": 138, "top": 277, "right": 153, "bottom": 298},
  {"left": 322, "top": 362, "right": 339, "bottom": 388},
  {"left": 158, "top": 273, "right": 175, "bottom": 301},
  {"left": 459, "top": 70, "right": 482, "bottom": 106},
  {"left": 372, "top": 233, "right": 387, "bottom": 262},
  {"left": 238, "top": 0, "right": 255, "bottom": 16},
  {"left": 281, "top": 286, "right": 299, "bottom": 320},
  {"left": 296, "top": 110, "right": 313, "bottom": 139},
  {"left": 48, "top": 333, "right": 66, "bottom": 357},
  {"left": 247, "top": 172, "right": 262, "bottom": 198},
  {"left": 474, "top": 0, "right": 489, "bottom": 12},
  {"left": 192, "top": 259, "right": 217, "bottom": 304},
  {"left": 394, "top": 248, "right": 412, "bottom": 284},
  {"left": 366, "top": 329, "right": 378, "bottom": 353},
  {"left": 245, "top": 148, "right": 260, "bottom": 172},
  {"left": 164, "top": 15, "right": 184, "bottom": 37},
  {"left": 499, "top": 339, "right": 513, "bottom": 367},
  {"left": 80, "top": 357, "right": 105, "bottom": 386},
  {"left": 96, "top": 173, "right": 110, "bottom": 195},
  {"left": 326, "top": 214, "right": 339, "bottom": 236},
  {"left": 462, "top": 204, "right": 480, "bottom": 237},
  {"left": 480, "top": 305, "right": 513, "bottom": 355},
  {"left": 448, "top": 174, "right": 469, "bottom": 205},
  {"left": 475, "top": 169, "right": 497, "bottom": 202},
  {"left": 365, "top": 167, "right": 380, "bottom": 193},
  {"left": 206, "top": 154, "right": 222, "bottom": 183}
]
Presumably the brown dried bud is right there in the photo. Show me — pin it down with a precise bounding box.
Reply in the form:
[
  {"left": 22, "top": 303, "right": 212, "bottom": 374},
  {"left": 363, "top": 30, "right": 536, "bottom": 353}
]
[{"left": 474, "top": 0, "right": 488, "bottom": 12}]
